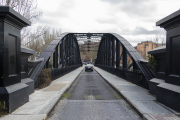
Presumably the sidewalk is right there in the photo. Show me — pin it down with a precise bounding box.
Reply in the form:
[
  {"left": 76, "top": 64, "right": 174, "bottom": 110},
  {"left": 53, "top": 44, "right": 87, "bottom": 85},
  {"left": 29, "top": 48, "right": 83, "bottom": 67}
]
[
  {"left": 0, "top": 66, "right": 84, "bottom": 120},
  {"left": 94, "top": 67, "right": 180, "bottom": 120}
]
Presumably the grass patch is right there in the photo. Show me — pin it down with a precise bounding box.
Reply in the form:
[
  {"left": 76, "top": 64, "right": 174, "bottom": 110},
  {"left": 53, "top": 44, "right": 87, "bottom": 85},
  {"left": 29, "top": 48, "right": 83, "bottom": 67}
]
[
  {"left": 113, "top": 93, "right": 122, "bottom": 99},
  {"left": 83, "top": 94, "right": 88, "bottom": 99},
  {"left": 0, "top": 100, "right": 8, "bottom": 117},
  {"left": 36, "top": 68, "right": 52, "bottom": 89},
  {"left": 61, "top": 92, "right": 71, "bottom": 100},
  {"left": 94, "top": 95, "right": 101, "bottom": 99}
]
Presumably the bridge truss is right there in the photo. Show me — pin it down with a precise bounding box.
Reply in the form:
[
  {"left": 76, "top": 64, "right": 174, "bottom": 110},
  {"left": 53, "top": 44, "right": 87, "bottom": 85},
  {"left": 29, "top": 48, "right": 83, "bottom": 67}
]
[
  {"left": 95, "top": 33, "right": 155, "bottom": 88},
  {"left": 29, "top": 32, "right": 154, "bottom": 88},
  {"left": 30, "top": 33, "right": 82, "bottom": 84}
]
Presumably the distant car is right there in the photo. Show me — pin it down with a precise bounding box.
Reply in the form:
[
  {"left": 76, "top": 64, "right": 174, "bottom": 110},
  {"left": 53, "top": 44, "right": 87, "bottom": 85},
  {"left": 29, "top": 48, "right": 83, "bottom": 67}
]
[
  {"left": 82, "top": 62, "right": 87, "bottom": 65},
  {"left": 85, "top": 64, "right": 93, "bottom": 71}
]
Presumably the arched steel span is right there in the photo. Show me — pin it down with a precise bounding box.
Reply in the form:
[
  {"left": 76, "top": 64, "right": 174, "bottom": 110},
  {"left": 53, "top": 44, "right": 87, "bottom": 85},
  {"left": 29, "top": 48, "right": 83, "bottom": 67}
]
[
  {"left": 95, "top": 33, "right": 155, "bottom": 88},
  {"left": 29, "top": 32, "right": 154, "bottom": 88},
  {"left": 30, "top": 33, "right": 82, "bottom": 82}
]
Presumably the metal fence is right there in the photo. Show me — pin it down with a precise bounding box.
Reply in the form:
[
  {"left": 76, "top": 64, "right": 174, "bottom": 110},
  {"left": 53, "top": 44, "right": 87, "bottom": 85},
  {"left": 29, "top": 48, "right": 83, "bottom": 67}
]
[
  {"left": 51, "top": 65, "right": 81, "bottom": 80},
  {"left": 95, "top": 64, "right": 149, "bottom": 89}
]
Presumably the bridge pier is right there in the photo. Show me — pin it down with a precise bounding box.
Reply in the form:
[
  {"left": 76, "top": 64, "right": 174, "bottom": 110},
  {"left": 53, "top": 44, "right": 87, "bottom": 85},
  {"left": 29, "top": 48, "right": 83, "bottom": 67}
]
[
  {"left": 21, "top": 46, "right": 36, "bottom": 95},
  {"left": 0, "top": 6, "right": 31, "bottom": 112},
  {"left": 149, "top": 10, "right": 180, "bottom": 112}
]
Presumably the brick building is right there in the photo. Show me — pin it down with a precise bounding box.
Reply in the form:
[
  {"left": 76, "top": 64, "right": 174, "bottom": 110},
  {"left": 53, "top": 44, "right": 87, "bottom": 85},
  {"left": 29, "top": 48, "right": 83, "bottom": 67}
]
[{"left": 135, "top": 41, "right": 162, "bottom": 60}]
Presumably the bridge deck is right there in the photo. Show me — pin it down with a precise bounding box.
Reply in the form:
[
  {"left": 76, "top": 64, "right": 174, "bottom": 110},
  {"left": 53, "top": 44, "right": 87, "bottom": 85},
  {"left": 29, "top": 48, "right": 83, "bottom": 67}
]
[
  {"left": 1, "top": 67, "right": 179, "bottom": 120},
  {"left": 48, "top": 69, "right": 141, "bottom": 120},
  {"left": 93, "top": 67, "right": 180, "bottom": 120}
]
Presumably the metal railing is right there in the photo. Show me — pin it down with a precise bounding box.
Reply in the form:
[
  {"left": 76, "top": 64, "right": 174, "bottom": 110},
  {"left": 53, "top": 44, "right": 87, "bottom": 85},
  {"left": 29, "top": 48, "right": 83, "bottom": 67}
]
[
  {"left": 95, "top": 64, "right": 149, "bottom": 89},
  {"left": 51, "top": 65, "right": 81, "bottom": 80}
]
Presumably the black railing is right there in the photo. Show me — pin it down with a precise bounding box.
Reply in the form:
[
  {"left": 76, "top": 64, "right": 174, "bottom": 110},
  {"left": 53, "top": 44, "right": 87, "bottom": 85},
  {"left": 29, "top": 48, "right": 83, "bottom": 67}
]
[
  {"left": 96, "top": 64, "right": 149, "bottom": 89},
  {"left": 34, "top": 64, "right": 81, "bottom": 87},
  {"left": 51, "top": 65, "right": 81, "bottom": 80}
]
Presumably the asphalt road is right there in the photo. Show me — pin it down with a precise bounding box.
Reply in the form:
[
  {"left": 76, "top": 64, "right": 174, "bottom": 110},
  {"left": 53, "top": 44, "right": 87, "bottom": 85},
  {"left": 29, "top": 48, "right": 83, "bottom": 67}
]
[{"left": 48, "top": 69, "right": 142, "bottom": 120}]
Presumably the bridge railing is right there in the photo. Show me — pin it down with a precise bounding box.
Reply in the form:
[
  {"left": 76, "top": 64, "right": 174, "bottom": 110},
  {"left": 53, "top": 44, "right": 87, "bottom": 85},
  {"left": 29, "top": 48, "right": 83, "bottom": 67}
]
[
  {"left": 96, "top": 64, "right": 149, "bottom": 89},
  {"left": 51, "top": 64, "right": 81, "bottom": 80}
]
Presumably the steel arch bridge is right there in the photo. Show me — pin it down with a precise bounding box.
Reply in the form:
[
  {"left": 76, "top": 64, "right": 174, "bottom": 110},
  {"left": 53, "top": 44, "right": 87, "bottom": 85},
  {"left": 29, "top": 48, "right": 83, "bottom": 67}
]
[
  {"left": 95, "top": 33, "right": 154, "bottom": 88},
  {"left": 29, "top": 33, "right": 82, "bottom": 83},
  {"left": 29, "top": 33, "right": 154, "bottom": 88}
]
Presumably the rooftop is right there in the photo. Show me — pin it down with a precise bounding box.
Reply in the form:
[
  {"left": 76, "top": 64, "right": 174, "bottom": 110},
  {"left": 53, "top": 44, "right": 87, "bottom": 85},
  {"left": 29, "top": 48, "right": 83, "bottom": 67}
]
[
  {"left": 148, "top": 46, "right": 166, "bottom": 54},
  {"left": 156, "top": 9, "right": 180, "bottom": 26}
]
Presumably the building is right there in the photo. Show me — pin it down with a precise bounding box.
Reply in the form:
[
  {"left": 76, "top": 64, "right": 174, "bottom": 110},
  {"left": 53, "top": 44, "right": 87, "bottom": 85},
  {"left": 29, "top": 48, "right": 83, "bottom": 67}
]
[{"left": 135, "top": 41, "right": 163, "bottom": 60}]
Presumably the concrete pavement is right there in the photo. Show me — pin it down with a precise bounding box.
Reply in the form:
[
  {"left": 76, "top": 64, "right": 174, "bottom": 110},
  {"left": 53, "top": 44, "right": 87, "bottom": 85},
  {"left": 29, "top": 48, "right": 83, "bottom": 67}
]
[
  {"left": 94, "top": 66, "right": 180, "bottom": 120},
  {"left": 0, "top": 66, "right": 84, "bottom": 120}
]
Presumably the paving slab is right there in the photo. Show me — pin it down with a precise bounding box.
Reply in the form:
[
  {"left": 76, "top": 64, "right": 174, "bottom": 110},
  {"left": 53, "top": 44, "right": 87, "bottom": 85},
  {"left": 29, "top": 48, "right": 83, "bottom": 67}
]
[
  {"left": 94, "top": 66, "right": 180, "bottom": 120},
  {"left": 0, "top": 66, "right": 84, "bottom": 120}
]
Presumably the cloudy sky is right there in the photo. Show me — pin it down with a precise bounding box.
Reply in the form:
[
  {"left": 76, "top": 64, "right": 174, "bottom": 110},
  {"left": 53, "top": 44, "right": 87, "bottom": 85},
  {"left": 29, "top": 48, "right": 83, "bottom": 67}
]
[{"left": 35, "top": 0, "right": 180, "bottom": 46}]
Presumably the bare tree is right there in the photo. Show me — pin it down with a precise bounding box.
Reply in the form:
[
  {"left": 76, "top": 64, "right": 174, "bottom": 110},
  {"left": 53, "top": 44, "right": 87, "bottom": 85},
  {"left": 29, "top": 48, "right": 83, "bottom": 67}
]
[
  {"left": 0, "top": 0, "right": 42, "bottom": 22},
  {"left": 0, "top": 0, "right": 44, "bottom": 45},
  {"left": 152, "top": 35, "right": 166, "bottom": 47},
  {"left": 152, "top": 27, "right": 166, "bottom": 46},
  {"left": 28, "top": 28, "right": 61, "bottom": 60},
  {"left": 22, "top": 26, "right": 49, "bottom": 45}
]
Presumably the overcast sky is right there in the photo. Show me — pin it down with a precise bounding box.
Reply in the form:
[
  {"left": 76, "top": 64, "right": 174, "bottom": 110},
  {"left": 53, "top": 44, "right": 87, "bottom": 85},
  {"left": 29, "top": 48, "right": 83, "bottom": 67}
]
[{"left": 35, "top": 0, "right": 180, "bottom": 46}]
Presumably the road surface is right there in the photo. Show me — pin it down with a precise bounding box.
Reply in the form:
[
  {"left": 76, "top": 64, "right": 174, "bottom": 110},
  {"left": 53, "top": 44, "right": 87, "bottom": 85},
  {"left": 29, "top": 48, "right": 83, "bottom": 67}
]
[{"left": 48, "top": 69, "right": 142, "bottom": 120}]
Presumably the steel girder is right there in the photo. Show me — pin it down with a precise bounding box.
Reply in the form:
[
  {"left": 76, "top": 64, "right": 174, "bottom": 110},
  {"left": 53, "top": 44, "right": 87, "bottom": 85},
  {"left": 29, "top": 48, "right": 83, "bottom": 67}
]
[
  {"left": 96, "top": 33, "right": 155, "bottom": 83},
  {"left": 29, "top": 32, "right": 154, "bottom": 86},
  {"left": 30, "top": 33, "right": 81, "bottom": 81}
]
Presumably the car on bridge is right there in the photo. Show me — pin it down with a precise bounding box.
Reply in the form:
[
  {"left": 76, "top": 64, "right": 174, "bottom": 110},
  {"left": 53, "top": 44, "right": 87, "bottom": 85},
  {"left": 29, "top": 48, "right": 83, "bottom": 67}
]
[{"left": 85, "top": 64, "right": 93, "bottom": 71}]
